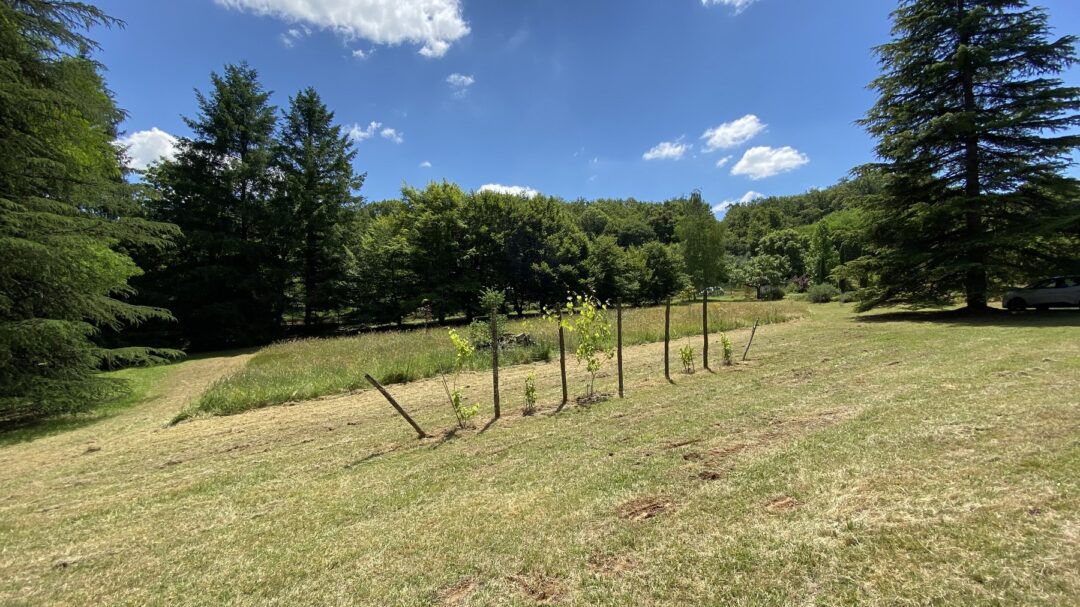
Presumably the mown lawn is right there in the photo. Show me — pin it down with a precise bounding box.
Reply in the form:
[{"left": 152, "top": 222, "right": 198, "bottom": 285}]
[
  {"left": 0, "top": 304, "right": 1077, "bottom": 606},
  {"left": 179, "top": 301, "right": 804, "bottom": 421}
]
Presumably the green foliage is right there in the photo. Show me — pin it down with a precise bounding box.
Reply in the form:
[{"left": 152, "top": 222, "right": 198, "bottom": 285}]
[
  {"left": 759, "top": 229, "right": 809, "bottom": 279},
  {"left": 277, "top": 87, "right": 364, "bottom": 327},
  {"left": 561, "top": 295, "right": 615, "bottom": 398},
  {"left": 859, "top": 0, "right": 1080, "bottom": 311},
  {"left": 720, "top": 333, "right": 734, "bottom": 366},
  {"left": 807, "top": 284, "right": 841, "bottom": 304},
  {"left": 733, "top": 255, "right": 791, "bottom": 300},
  {"left": 522, "top": 373, "right": 537, "bottom": 416},
  {"left": 467, "top": 315, "right": 507, "bottom": 348},
  {"left": 676, "top": 191, "right": 727, "bottom": 290},
  {"left": 634, "top": 242, "right": 689, "bottom": 304},
  {"left": 809, "top": 222, "right": 839, "bottom": 286},
  {"left": 143, "top": 62, "right": 284, "bottom": 349},
  {"left": 585, "top": 235, "right": 637, "bottom": 303},
  {"left": 0, "top": 1, "right": 182, "bottom": 422},
  {"left": 679, "top": 344, "right": 695, "bottom": 374},
  {"left": 443, "top": 328, "right": 480, "bottom": 428}
]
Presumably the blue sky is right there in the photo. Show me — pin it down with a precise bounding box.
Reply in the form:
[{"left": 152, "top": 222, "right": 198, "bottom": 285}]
[{"left": 97, "top": 0, "right": 1080, "bottom": 212}]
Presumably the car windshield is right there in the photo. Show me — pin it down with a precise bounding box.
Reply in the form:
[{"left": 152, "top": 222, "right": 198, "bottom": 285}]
[{"left": 1025, "top": 280, "right": 1055, "bottom": 289}]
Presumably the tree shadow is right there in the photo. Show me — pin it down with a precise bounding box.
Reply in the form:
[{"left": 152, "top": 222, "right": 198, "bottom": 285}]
[{"left": 855, "top": 308, "right": 1080, "bottom": 328}]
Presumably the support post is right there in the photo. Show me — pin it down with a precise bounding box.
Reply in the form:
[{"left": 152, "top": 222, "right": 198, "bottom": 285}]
[
  {"left": 664, "top": 298, "right": 671, "bottom": 381},
  {"left": 557, "top": 307, "right": 568, "bottom": 410},
  {"left": 490, "top": 305, "right": 500, "bottom": 419},
  {"left": 364, "top": 374, "right": 429, "bottom": 439},
  {"left": 742, "top": 320, "right": 759, "bottom": 361},
  {"left": 702, "top": 288, "right": 710, "bottom": 370},
  {"left": 616, "top": 299, "right": 624, "bottom": 398}
]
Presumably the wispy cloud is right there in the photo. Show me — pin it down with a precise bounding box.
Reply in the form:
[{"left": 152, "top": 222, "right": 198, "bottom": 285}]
[
  {"left": 701, "top": 115, "right": 766, "bottom": 152},
  {"left": 712, "top": 190, "right": 765, "bottom": 215},
  {"left": 478, "top": 183, "right": 539, "bottom": 198},
  {"left": 701, "top": 0, "right": 761, "bottom": 14},
  {"left": 446, "top": 72, "right": 475, "bottom": 97},
  {"left": 643, "top": 137, "right": 691, "bottom": 161}
]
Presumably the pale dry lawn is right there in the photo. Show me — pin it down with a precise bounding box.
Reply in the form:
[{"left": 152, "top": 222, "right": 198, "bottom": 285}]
[{"left": 0, "top": 305, "right": 1077, "bottom": 606}]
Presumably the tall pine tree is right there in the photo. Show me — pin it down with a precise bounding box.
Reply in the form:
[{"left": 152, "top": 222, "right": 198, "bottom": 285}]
[
  {"left": 276, "top": 88, "right": 363, "bottom": 328},
  {"left": 145, "top": 63, "right": 284, "bottom": 349},
  {"left": 0, "top": 1, "right": 180, "bottom": 421},
  {"left": 860, "top": 0, "right": 1080, "bottom": 311}
]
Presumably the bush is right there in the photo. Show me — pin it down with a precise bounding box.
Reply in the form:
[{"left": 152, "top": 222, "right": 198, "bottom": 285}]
[
  {"left": 720, "top": 333, "right": 734, "bottom": 366},
  {"left": 838, "top": 291, "right": 858, "bottom": 304},
  {"left": 807, "top": 284, "right": 841, "bottom": 303},
  {"left": 680, "top": 344, "right": 695, "bottom": 374},
  {"left": 759, "top": 285, "right": 786, "bottom": 301},
  {"left": 523, "top": 373, "right": 537, "bottom": 416}
]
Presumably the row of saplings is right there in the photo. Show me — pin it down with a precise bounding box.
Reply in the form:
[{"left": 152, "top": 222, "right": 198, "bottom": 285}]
[{"left": 365, "top": 289, "right": 757, "bottom": 439}]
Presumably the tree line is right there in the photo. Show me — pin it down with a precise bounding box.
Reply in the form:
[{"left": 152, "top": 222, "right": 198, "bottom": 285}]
[{"left": 2, "top": 0, "right": 1077, "bottom": 423}]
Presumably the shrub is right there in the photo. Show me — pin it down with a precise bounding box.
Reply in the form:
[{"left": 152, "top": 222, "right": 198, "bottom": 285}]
[
  {"left": 720, "top": 333, "right": 734, "bottom": 366},
  {"left": 559, "top": 295, "right": 615, "bottom": 399},
  {"left": 790, "top": 275, "right": 812, "bottom": 293},
  {"left": 838, "top": 291, "right": 858, "bottom": 304},
  {"left": 807, "top": 284, "right": 841, "bottom": 303},
  {"left": 523, "top": 374, "right": 537, "bottom": 416},
  {"left": 467, "top": 315, "right": 508, "bottom": 348},
  {"left": 759, "top": 285, "right": 786, "bottom": 301},
  {"left": 680, "top": 344, "right": 695, "bottom": 374}
]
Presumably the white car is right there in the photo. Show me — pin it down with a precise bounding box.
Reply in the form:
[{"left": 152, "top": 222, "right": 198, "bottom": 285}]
[{"left": 1002, "top": 276, "right": 1080, "bottom": 311}]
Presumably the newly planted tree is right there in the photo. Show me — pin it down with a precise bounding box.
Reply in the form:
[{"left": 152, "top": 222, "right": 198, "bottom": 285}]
[
  {"left": 442, "top": 329, "right": 480, "bottom": 429},
  {"left": 479, "top": 288, "right": 506, "bottom": 418},
  {"left": 558, "top": 295, "right": 615, "bottom": 401}
]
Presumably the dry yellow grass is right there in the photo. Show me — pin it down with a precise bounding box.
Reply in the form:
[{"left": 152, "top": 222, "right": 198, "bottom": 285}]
[{"left": 1, "top": 305, "right": 1078, "bottom": 606}]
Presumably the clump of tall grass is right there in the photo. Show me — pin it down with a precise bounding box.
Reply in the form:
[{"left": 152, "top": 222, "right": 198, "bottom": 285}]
[{"left": 177, "top": 301, "right": 804, "bottom": 421}]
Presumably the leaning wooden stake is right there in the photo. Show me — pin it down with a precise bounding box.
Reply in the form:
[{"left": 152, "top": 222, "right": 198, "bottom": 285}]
[
  {"left": 664, "top": 299, "right": 671, "bottom": 381},
  {"left": 742, "top": 320, "right": 759, "bottom": 361},
  {"left": 557, "top": 308, "right": 569, "bottom": 410},
  {"left": 702, "top": 288, "right": 710, "bottom": 370},
  {"left": 365, "top": 373, "right": 429, "bottom": 439},
  {"left": 489, "top": 304, "right": 501, "bottom": 419},
  {"left": 616, "top": 299, "right": 624, "bottom": 398}
]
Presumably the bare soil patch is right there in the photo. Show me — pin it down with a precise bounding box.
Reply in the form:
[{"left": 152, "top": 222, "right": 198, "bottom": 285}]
[
  {"left": 437, "top": 577, "right": 479, "bottom": 606},
  {"left": 618, "top": 495, "right": 675, "bottom": 521}
]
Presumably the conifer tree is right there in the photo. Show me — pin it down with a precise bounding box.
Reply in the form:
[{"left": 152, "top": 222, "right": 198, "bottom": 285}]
[
  {"left": 860, "top": 0, "right": 1080, "bottom": 311},
  {"left": 0, "top": 1, "right": 180, "bottom": 421},
  {"left": 146, "top": 63, "right": 284, "bottom": 348},
  {"left": 277, "top": 88, "right": 363, "bottom": 328}
]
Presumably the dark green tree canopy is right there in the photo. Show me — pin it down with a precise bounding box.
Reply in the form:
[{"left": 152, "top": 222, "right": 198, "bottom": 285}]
[{"left": 859, "top": 0, "right": 1080, "bottom": 310}]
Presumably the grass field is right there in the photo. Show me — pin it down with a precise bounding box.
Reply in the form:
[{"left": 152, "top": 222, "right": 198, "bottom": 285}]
[
  {"left": 179, "top": 301, "right": 804, "bottom": 421},
  {"left": 1, "top": 304, "right": 1077, "bottom": 606}
]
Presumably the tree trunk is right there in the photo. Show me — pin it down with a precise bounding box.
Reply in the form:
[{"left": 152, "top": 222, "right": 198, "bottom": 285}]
[
  {"left": 490, "top": 305, "right": 500, "bottom": 419},
  {"left": 664, "top": 299, "right": 671, "bottom": 381},
  {"left": 959, "top": 0, "right": 988, "bottom": 312},
  {"left": 702, "top": 289, "right": 710, "bottom": 370},
  {"left": 616, "top": 299, "right": 623, "bottom": 398}
]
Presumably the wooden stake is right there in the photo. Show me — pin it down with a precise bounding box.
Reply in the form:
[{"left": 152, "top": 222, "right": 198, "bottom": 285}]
[
  {"left": 364, "top": 374, "right": 429, "bottom": 439},
  {"left": 742, "top": 320, "right": 759, "bottom": 361},
  {"left": 490, "top": 305, "right": 500, "bottom": 419},
  {"left": 702, "top": 288, "right": 710, "bottom": 370},
  {"left": 616, "top": 299, "right": 624, "bottom": 398},
  {"left": 664, "top": 298, "right": 671, "bottom": 381},
  {"left": 557, "top": 307, "right": 568, "bottom": 410}
]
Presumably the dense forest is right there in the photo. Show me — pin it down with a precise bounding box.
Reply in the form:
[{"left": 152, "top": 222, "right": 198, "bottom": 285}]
[{"left": 2, "top": 0, "right": 1078, "bottom": 422}]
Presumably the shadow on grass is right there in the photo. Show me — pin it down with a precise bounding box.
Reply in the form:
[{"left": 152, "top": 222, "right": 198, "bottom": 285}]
[
  {"left": 855, "top": 307, "right": 1080, "bottom": 328},
  {"left": 0, "top": 348, "right": 259, "bottom": 448}
]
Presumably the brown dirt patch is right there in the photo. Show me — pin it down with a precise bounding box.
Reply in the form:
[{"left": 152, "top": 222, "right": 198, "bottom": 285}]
[
  {"left": 437, "top": 577, "right": 479, "bottom": 606},
  {"left": 697, "top": 470, "right": 725, "bottom": 481},
  {"left": 509, "top": 573, "right": 563, "bottom": 604},
  {"left": 618, "top": 495, "right": 674, "bottom": 522},
  {"left": 588, "top": 553, "right": 638, "bottom": 577}
]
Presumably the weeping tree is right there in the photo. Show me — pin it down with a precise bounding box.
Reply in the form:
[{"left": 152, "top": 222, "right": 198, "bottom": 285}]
[
  {"left": 859, "top": 0, "right": 1080, "bottom": 312},
  {"left": 0, "top": 1, "right": 181, "bottom": 422}
]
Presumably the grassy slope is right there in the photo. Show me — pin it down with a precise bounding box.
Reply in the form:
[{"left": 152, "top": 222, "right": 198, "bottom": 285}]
[
  {"left": 182, "top": 301, "right": 804, "bottom": 421},
  {"left": 0, "top": 304, "right": 1077, "bottom": 606}
]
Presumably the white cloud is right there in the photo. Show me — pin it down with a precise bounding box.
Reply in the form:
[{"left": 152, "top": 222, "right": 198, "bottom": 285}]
[
  {"left": 419, "top": 160, "right": 432, "bottom": 168},
  {"left": 280, "top": 25, "right": 311, "bottom": 47},
  {"left": 712, "top": 190, "right": 765, "bottom": 215},
  {"left": 351, "top": 48, "right": 370, "bottom": 59},
  {"left": 716, "top": 155, "right": 733, "bottom": 168},
  {"left": 115, "top": 127, "right": 177, "bottom": 170},
  {"left": 701, "top": 0, "right": 760, "bottom": 14},
  {"left": 731, "top": 146, "right": 809, "bottom": 179},
  {"left": 380, "top": 127, "right": 404, "bottom": 144},
  {"left": 478, "top": 183, "right": 539, "bottom": 198},
  {"left": 446, "top": 72, "right": 474, "bottom": 97},
  {"left": 214, "top": 0, "right": 470, "bottom": 58},
  {"left": 701, "top": 114, "right": 766, "bottom": 151},
  {"left": 347, "top": 121, "right": 380, "bottom": 141},
  {"left": 643, "top": 138, "right": 691, "bottom": 161}
]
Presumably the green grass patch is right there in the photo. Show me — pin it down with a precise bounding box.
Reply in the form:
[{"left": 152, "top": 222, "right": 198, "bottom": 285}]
[{"left": 179, "top": 301, "right": 805, "bottom": 421}]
